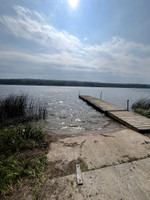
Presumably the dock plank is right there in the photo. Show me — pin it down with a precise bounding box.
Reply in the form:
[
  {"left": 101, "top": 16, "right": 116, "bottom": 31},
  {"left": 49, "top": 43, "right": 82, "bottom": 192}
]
[
  {"left": 79, "top": 95, "right": 150, "bottom": 133},
  {"left": 108, "top": 111, "right": 150, "bottom": 133}
]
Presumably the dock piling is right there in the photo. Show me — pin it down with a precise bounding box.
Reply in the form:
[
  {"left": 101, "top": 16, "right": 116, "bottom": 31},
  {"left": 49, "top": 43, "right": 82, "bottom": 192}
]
[
  {"left": 100, "top": 91, "right": 102, "bottom": 100},
  {"left": 127, "top": 100, "right": 129, "bottom": 111}
]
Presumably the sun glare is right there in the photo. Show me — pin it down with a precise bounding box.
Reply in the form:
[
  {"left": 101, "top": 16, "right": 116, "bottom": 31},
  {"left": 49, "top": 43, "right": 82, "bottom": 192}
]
[{"left": 68, "top": 0, "right": 79, "bottom": 8}]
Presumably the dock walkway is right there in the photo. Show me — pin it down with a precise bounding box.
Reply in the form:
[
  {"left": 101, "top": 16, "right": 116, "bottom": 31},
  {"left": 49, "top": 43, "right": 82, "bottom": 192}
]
[{"left": 79, "top": 95, "right": 150, "bottom": 133}]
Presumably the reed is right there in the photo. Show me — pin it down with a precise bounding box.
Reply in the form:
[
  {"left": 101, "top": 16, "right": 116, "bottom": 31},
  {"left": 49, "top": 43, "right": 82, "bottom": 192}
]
[
  {"left": 0, "top": 94, "right": 48, "bottom": 196},
  {"left": 132, "top": 98, "right": 150, "bottom": 110},
  {"left": 132, "top": 98, "right": 150, "bottom": 119},
  {"left": 0, "top": 94, "right": 47, "bottom": 127}
]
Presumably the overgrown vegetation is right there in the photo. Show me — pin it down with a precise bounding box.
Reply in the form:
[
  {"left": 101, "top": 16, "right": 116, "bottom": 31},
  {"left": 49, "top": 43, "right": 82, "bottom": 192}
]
[
  {"left": 132, "top": 98, "right": 150, "bottom": 118},
  {"left": 132, "top": 98, "right": 150, "bottom": 110},
  {"left": 134, "top": 109, "right": 150, "bottom": 118},
  {"left": 0, "top": 94, "right": 47, "bottom": 127},
  {"left": 0, "top": 94, "right": 49, "bottom": 197},
  {"left": 0, "top": 124, "right": 49, "bottom": 196}
]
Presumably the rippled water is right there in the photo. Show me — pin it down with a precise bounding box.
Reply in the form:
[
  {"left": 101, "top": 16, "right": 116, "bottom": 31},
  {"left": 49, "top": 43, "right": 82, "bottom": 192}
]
[{"left": 0, "top": 85, "right": 149, "bottom": 134}]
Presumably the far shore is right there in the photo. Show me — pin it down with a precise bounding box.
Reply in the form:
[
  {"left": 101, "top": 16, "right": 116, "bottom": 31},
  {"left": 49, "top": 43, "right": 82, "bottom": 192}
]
[{"left": 0, "top": 78, "right": 150, "bottom": 88}]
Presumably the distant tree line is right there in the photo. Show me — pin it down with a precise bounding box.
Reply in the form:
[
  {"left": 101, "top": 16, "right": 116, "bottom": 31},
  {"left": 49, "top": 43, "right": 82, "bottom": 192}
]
[{"left": 0, "top": 79, "right": 150, "bottom": 88}]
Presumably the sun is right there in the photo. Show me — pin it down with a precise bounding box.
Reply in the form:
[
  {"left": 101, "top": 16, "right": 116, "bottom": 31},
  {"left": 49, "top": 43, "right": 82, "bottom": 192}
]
[{"left": 68, "top": 0, "right": 79, "bottom": 8}]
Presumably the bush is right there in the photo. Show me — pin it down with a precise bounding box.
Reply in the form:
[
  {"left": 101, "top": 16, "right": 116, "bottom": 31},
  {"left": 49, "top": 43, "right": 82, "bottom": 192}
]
[{"left": 0, "top": 94, "right": 47, "bottom": 127}]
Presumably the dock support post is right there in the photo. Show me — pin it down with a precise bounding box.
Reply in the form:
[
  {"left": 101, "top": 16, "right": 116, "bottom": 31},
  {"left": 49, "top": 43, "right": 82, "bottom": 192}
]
[
  {"left": 127, "top": 100, "right": 129, "bottom": 111},
  {"left": 100, "top": 91, "right": 102, "bottom": 100}
]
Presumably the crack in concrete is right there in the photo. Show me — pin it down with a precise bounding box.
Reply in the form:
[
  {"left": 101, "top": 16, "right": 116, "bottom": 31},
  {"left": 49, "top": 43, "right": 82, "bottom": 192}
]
[{"left": 85, "top": 155, "right": 150, "bottom": 173}]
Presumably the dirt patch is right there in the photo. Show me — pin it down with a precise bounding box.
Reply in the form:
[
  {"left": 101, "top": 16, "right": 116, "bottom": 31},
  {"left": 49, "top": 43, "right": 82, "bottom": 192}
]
[
  {"left": 46, "top": 158, "right": 88, "bottom": 179},
  {"left": 37, "top": 158, "right": 88, "bottom": 200},
  {"left": 38, "top": 158, "right": 88, "bottom": 200},
  {"left": 58, "top": 141, "right": 80, "bottom": 147},
  {"left": 58, "top": 139, "right": 86, "bottom": 148},
  {"left": 38, "top": 176, "right": 76, "bottom": 200},
  {"left": 3, "top": 178, "right": 35, "bottom": 200}
]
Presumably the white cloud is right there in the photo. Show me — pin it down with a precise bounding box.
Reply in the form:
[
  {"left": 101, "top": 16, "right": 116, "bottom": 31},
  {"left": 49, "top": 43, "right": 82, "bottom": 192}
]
[
  {"left": 0, "top": 5, "right": 81, "bottom": 52},
  {"left": 0, "top": 6, "right": 150, "bottom": 82}
]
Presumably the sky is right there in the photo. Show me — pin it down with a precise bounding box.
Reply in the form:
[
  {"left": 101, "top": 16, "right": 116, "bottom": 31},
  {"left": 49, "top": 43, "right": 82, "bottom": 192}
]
[{"left": 0, "top": 0, "right": 150, "bottom": 83}]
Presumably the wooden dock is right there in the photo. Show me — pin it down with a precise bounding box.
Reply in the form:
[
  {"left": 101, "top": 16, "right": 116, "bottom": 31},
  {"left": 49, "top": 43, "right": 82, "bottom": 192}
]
[{"left": 79, "top": 95, "right": 150, "bottom": 133}]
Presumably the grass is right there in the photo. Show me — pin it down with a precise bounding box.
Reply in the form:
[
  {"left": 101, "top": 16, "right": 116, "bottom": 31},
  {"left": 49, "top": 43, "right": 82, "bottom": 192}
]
[
  {"left": 132, "top": 98, "right": 150, "bottom": 118},
  {"left": 0, "top": 94, "right": 47, "bottom": 127},
  {"left": 132, "top": 98, "right": 150, "bottom": 110},
  {"left": 0, "top": 124, "right": 49, "bottom": 196},
  {"left": 134, "top": 109, "right": 150, "bottom": 118},
  {"left": 0, "top": 94, "right": 51, "bottom": 198}
]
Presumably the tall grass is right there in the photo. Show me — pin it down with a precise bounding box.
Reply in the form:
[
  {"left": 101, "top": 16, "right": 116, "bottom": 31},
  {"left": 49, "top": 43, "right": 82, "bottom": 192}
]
[
  {"left": 0, "top": 125, "right": 48, "bottom": 195},
  {"left": 132, "top": 98, "right": 150, "bottom": 118},
  {"left": 0, "top": 94, "right": 49, "bottom": 196},
  {"left": 0, "top": 94, "right": 47, "bottom": 127},
  {"left": 132, "top": 98, "right": 150, "bottom": 110}
]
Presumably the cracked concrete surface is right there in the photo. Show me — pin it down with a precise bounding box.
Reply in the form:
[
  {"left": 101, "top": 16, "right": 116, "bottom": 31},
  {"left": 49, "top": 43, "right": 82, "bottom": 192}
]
[
  {"left": 44, "top": 128, "right": 150, "bottom": 199},
  {"left": 41, "top": 157, "right": 150, "bottom": 200},
  {"left": 47, "top": 129, "right": 150, "bottom": 170}
]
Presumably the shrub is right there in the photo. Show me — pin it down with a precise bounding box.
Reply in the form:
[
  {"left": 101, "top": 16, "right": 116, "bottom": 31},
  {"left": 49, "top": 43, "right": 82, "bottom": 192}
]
[{"left": 0, "top": 94, "right": 47, "bottom": 127}]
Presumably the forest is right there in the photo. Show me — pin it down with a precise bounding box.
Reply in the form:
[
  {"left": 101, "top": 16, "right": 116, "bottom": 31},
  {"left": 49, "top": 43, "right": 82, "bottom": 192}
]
[{"left": 0, "top": 79, "right": 150, "bottom": 88}]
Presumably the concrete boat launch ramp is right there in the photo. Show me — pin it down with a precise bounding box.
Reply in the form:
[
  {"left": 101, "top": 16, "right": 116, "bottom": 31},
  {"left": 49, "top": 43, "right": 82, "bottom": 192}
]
[
  {"left": 44, "top": 129, "right": 150, "bottom": 200},
  {"left": 79, "top": 95, "right": 150, "bottom": 133}
]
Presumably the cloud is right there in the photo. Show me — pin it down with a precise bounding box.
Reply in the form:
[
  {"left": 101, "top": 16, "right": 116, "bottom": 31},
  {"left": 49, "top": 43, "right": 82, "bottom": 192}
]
[
  {"left": 0, "top": 6, "right": 150, "bottom": 82},
  {"left": 0, "top": 5, "right": 81, "bottom": 52}
]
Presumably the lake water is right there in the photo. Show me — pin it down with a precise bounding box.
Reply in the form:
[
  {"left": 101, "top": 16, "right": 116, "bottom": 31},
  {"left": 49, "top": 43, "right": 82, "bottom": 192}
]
[{"left": 0, "top": 85, "right": 150, "bottom": 134}]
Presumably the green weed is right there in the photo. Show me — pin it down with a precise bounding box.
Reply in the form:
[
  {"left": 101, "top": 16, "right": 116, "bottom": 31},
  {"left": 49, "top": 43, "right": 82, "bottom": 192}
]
[
  {"left": 132, "top": 98, "right": 150, "bottom": 118},
  {"left": 134, "top": 108, "right": 150, "bottom": 119},
  {"left": 0, "top": 125, "right": 48, "bottom": 196},
  {"left": 0, "top": 124, "right": 45, "bottom": 157}
]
